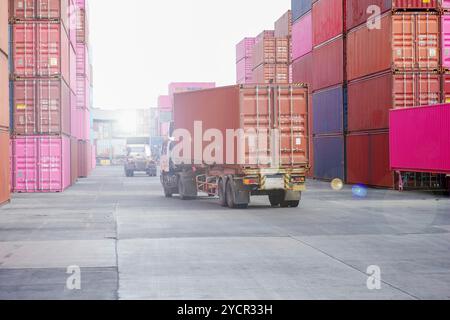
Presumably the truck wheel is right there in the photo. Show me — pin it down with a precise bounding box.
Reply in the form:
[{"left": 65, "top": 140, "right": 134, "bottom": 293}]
[
  {"left": 178, "top": 177, "right": 194, "bottom": 200},
  {"left": 218, "top": 179, "right": 227, "bottom": 207},
  {"left": 269, "top": 191, "right": 284, "bottom": 207},
  {"left": 226, "top": 181, "right": 248, "bottom": 209},
  {"left": 164, "top": 187, "right": 173, "bottom": 198},
  {"left": 280, "top": 200, "right": 300, "bottom": 208}
]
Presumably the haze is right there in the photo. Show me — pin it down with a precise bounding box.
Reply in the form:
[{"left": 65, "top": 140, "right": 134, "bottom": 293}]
[{"left": 89, "top": 0, "right": 290, "bottom": 109}]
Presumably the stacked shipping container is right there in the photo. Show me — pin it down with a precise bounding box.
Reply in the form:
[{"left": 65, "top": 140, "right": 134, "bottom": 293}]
[
  {"left": 1, "top": 0, "right": 10, "bottom": 205},
  {"left": 8, "top": 0, "right": 94, "bottom": 192}
]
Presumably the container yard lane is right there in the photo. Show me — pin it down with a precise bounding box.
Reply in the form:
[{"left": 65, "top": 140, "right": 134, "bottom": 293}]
[{"left": 0, "top": 166, "right": 450, "bottom": 300}]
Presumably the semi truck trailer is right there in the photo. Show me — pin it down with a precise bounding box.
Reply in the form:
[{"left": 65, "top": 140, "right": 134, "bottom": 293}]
[{"left": 160, "top": 84, "right": 310, "bottom": 209}]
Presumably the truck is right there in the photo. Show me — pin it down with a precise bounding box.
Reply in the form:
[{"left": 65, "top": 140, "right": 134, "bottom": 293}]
[
  {"left": 124, "top": 137, "right": 157, "bottom": 177},
  {"left": 160, "top": 84, "right": 310, "bottom": 209}
]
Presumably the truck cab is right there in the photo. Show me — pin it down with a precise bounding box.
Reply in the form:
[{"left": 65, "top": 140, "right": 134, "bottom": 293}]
[{"left": 124, "top": 143, "right": 157, "bottom": 177}]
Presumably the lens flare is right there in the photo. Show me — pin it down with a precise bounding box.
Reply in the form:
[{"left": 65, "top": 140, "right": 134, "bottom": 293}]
[
  {"left": 331, "top": 178, "right": 344, "bottom": 191},
  {"left": 352, "top": 184, "right": 368, "bottom": 198}
]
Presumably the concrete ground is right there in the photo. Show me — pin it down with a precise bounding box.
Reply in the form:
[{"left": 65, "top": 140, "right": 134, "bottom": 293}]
[{"left": 0, "top": 166, "right": 449, "bottom": 300}]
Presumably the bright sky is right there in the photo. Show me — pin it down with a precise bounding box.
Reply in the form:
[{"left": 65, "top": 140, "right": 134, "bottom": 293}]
[{"left": 89, "top": 0, "right": 290, "bottom": 109}]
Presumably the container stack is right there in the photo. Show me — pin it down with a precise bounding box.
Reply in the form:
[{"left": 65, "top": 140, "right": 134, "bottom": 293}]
[
  {"left": 311, "top": 0, "right": 346, "bottom": 182},
  {"left": 0, "top": 0, "right": 10, "bottom": 205},
  {"left": 9, "top": 0, "right": 74, "bottom": 192},
  {"left": 346, "top": 0, "right": 443, "bottom": 188},
  {"left": 75, "top": 0, "right": 93, "bottom": 178}
]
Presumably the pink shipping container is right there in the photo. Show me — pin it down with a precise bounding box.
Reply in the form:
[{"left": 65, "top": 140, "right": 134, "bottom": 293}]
[
  {"left": 442, "top": 14, "right": 450, "bottom": 71},
  {"left": 76, "top": 75, "right": 89, "bottom": 109},
  {"left": 76, "top": 43, "right": 89, "bottom": 79},
  {"left": 444, "top": 0, "right": 450, "bottom": 10},
  {"left": 11, "top": 135, "right": 71, "bottom": 193},
  {"left": 0, "top": 0, "right": 8, "bottom": 55},
  {"left": 236, "top": 58, "right": 253, "bottom": 84},
  {"left": 292, "top": 12, "right": 312, "bottom": 61},
  {"left": 12, "top": 21, "right": 70, "bottom": 83},
  {"left": 312, "top": 0, "right": 345, "bottom": 47},
  {"left": 158, "top": 95, "right": 171, "bottom": 112},
  {"left": 390, "top": 104, "right": 450, "bottom": 174},
  {"left": 69, "top": 43, "right": 76, "bottom": 93},
  {"left": 236, "top": 37, "right": 255, "bottom": 62},
  {"left": 70, "top": 91, "right": 82, "bottom": 139},
  {"left": 92, "top": 144, "right": 96, "bottom": 169}
]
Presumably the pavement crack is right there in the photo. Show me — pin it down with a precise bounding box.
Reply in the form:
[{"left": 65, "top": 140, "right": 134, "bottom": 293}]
[{"left": 288, "top": 235, "right": 422, "bottom": 300}]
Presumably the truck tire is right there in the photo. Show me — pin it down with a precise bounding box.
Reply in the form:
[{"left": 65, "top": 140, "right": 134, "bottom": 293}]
[
  {"left": 269, "top": 191, "right": 284, "bottom": 207},
  {"left": 226, "top": 181, "right": 248, "bottom": 209},
  {"left": 218, "top": 178, "right": 227, "bottom": 207},
  {"left": 164, "top": 187, "right": 173, "bottom": 198}
]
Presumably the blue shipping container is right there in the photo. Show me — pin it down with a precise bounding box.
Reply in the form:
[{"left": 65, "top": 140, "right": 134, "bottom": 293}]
[
  {"left": 292, "top": 0, "right": 312, "bottom": 22},
  {"left": 312, "top": 85, "right": 347, "bottom": 135},
  {"left": 313, "top": 135, "right": 345, "bottom": 181}
]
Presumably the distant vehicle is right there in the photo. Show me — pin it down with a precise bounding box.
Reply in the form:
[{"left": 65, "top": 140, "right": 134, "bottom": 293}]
[
  {"left": 124, "top": 138, "right": 157, "bottom": 177},
  {"left": 160, "top": 84, "right": 310, "bottom": 209}
]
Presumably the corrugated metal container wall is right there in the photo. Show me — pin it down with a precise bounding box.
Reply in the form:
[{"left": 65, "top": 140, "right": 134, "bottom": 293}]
[
  {"left": 392, "top": 72, "right": 441, "bottom": 108},
  {"left": 347, "top": 12, "right": 440, "bottom": 81},
  {"left": 313, "top": 37, "right": 344, "bottom": 90},
  {"left": 312, "top": 0, "right": 344, "bottom": 47},
  {"left": 312, "top": 86, "right": 346, "bottom": 135},
  {"left": 252, "top": 37, "right": 290, "bottom": 68},
  {"left": 10, "top": 0, "right": 69, "bottom": 30},
  {"left": 292, "top": 0, "right": 312, "bottom": 23},
  {"left": 12, "top": 78, "right": 71, "bottom": 135},
  {"left": 0, "top": 0, "right": 8, "bottom": 55},
  {"left": 169, "top": 82, "right": 216, "bottom": 106},
  {"left": 0, "top": 129, "right": 10, "bottom": 205},
  {"left": 11, "top": 135, "right": 71, "bottom": 192},
  {"left": 346, "top": 0, "right": 392, "bottom": 32},
  {"left": 78, "top": 140, "right": 89, "bottom": 178},
  {"left": 443, "top": 0, "right": 450, "bottom": 10},
  {"left": 313, "top": 135, "right": 345, "bottom": 181},
  {"left": 347, "top": 131, "right": 394, "bottom": 188},
  {"left": 443, "top": 74, "right": 450, "bottom": 103},
  {"left": 442, "top": 14, "right": 450, "bottom": 71},
  {"left": 274, "top": 10, "right": 292, "bottom": 38},
  {"left": 236, "top": 38, "right": 255, "bottom": 62},
  {"left": 252, "top": 64, "right": 289, "bottom": 84},
  {"left": 12, "top": 21, "right": 70, "bottom": 83},
  {"left": 292, "top": 12, "right": 312, "bottom": 61},
  {"left": 0, "top": 53, "right": 8, "bottom": 129},
  {"left": 157, "top": 95, "right": 171, "bottom": 111},
  {"left": 236, "top": 58, "right": 253, "bottom": 84},
  {"left": 70, "top": 136, "right": 78, "bottom": 185},
  {"left": 393, "top": 0, "right": 440, "bottom": 9},
  {"left": 69, "top": 44, "right": 77, "bottom": 93},
  {"left": 292, "top": 52, "right": 313, "bottom": 86},
  {"left": 390, "top": 104, "right": 450, "bottom": 174}
]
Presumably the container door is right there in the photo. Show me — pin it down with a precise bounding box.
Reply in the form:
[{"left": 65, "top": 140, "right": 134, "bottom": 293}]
[
  {"left": 392, "top": 13, "right": 414, "bottom": 70},
  {"left": 13, "top": 79, "right": 37, "bottom": 135},
  {"left": 38, "top": 136, "right": 62, "bottom": 192},
  {"left": 415, "top": 13, "right": 439, "bottom": 70},
  {"left": 13, "top": 137, "right": 38, "bottom": 192},
  {"left": 36, "top": 79, "right": 62, "bottom": 134},
  {"left": 13, "top": 22, "right": 37, "bottom": 77}
]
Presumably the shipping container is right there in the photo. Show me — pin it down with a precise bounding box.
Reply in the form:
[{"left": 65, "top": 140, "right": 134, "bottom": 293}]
[
  {"left": 0, "top": 129, "right": 10, "bottom": 205},
  {"left": 70, "top": 136, "right": 78, "bottom": 185},
  {"left": 313, "top": 36, "right": 344, "bottom": 90},
  {"left": 12, "top": 78, "right": 71, "bottom": 135},
  {"left": 168, "top": 82, "right": 216, "bottom": 106},
  {"left": 236, "top": 57, "right": 253, "bottom": 84},
  {"left": 157, "top": 95, "right": 171, "bottom": 112},
  {"left": 69, "top": 43, "right": 76, "bottom": 93},
  {"left": 0, "top": 0, "right": 8, "bottom": 55},
  {"left": 347, "top": 12, "right": 440, "bottom": 81},
  {"left": 312, "top": 85, "right": 347, "bottom": 135},
  {"left": 236, "top": 37, "right": 255, "bottom": 63},
  {"left": 252, "top": 37, "right": 290, "bottom": 68},
  {"left": 252, "top": 63, "right": 289, "bottom": 84},
  {"left": 10, "top": 0, "right": 69, "bottom": 32},
  {"left": 11, "top": 135, "right": 71, "bottom": 192},
  {"left": 312, "top": 0, "right": 344, "bottom": 47},
  {"left": 76, "top": 43, "right": 89, "bottom": 78},
  {"left": 76, "top": 6, "right": 89, "bottom": 44},
  {"left": 292, "top": 52, "right": 313, "bottom": 86},
  {"left": 347, "top": 131, "right": 394, "bottom": 188},
  {"left": 390, "top": 104, "right": 450, "bottom": 175},
  {"left": 255, "top": 30, "right": 274, "bottom": 44},
  {"left": 313, "top": 135, "right": 345, "bottom": 181},
  {"left": 348, "top": 71, "right": 441, "bottom": 132},
  {"left": 77, "top": 139, "right": 91, "bottom": 178},
  {"left": 12, "top": 21, "right": 70, "bottom": 82},
  {"left": 274, "top": 10, "right": 292, "bottom": 38},
  {"left": 76, "top": 74, "right": 89, "bottom": 109},
  {"left": 442, "top": 14, "right": 450, "bottom": 71},
  {"left": 292, "top": 11, "right": 312, "bottom": 61},
  {"left": 443, "top": 73, "right": 450, "bottom": 103},
  {"left": 292, "top": 0, "right": 312, "bottom": 23},
  {"left": 0, "top": 53, "right": 8, "bottom": 129},
  {"left": 346, "top": 0, "right": 392, "bottom": 32},
  {"left": 173, "top": 85, "right": 309, "bottom": 168}
]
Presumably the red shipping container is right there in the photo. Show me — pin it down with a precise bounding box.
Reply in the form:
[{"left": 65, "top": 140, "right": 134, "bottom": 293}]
[
  {"left": 0, "top": 129, "right": 10, "bottom": 205},
  {"left": 12, "top": 21, "right": 70, "bottom": 83},
  {"left": 10, "top": 0, "right": 69, "bottom": 32},
  {"left": 347, "top": 12, "right": 440, "bottom": 81},
  {"left": 12, "top": 78, "right": 71, "bottom": 135},
  {"left": 348, "top": 71, "right": 441, "bottom": 132},
  {"left": 312, "top": 0, "right": 344, "bottom": 47},
  {"left": 312, "top": 36, "right": 344, "bottom": 91},
  {"left": 252, "top": 64, "right": 289, "bottom": 84},
  {"left": 0, "top": 53, "right": 9, "bottom": 129},
  {"left": 252, "top": 37, "right": 290, "bottom": 69},
  {"left": 274, "top": 10, "right": 292, "bottom": 38},
  {"left": 346, "top": 0, "right": 392, "bottom": 32},
  {"left": 347, "top": 131, "right": 395, "bottom": 188},
  {"left": 0, "top": 0, "right": 8, "bottom": 55},
  {"left": 292, "top": 52, "right": 313, "bottom": 87},
  {"left": 390, "top": 104, "right": 450, "bottom": 175},
  {"left": 442, "top": 73, "right": 450, "bottom": 103}
]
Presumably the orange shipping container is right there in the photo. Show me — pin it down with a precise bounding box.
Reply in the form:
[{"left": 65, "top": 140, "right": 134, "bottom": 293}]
[
  {"left": 0, "top": 0, "right": 8, "bottom": 55},
  {"left": 252, "top": 64, "right": 289, "bottom": 84},
  {"left": 252, "top": 38, "right": 290, "bottom": 69},
  {"left": 0, "top": 53, "right": 9, "bottom": 129},
  {"left": 347, "top": 12, "right": 439, "bottom": 81},
  {"left": 0, "top": 129, "right": 10, "bottom": 206}
]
